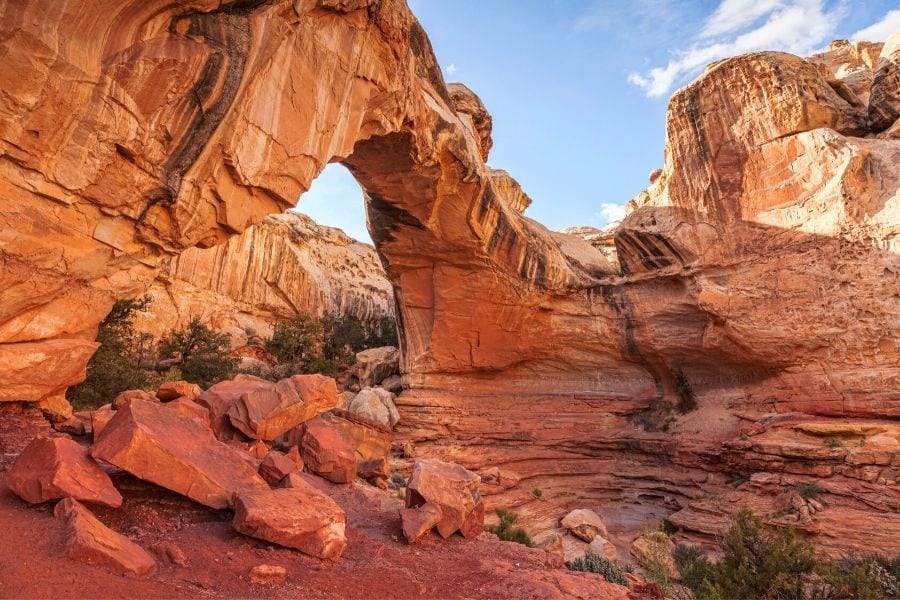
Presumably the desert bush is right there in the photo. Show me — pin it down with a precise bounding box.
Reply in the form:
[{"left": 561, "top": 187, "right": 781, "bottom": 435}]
[
  {"left": 159, "top": 317, "right": 236, "bottom": 389},
  {"left": 570, "top": 552, "right": 629, "bottom": 586},
  {"left": 659, "top": 518, "right": 678, "bottom": 536},
  {"left": 486, "top": 508, "right": 533, "bottom": 547},
  {"left": 823, "top": 436, "right": 843, "bottom": 449},
  {"left": 67, "top": 296, "right": 155, "bottom": 409},
  {"left": 265, "top": 314, "right": 322, "bottom": 373},
  {"left": 796, "top": 482, "right": 825, "bottom": 501},
  {"left": 694, "top": 508, "right": 821, "bottom": 600},
  {"left": 824, "top": 554, "right": 900, "bottom": 599},
  {"left": 674, "top": 543, "right": 714, "bottom": 594},
  {"left": 532, "top": 487, "right": 543, "bottom": 499}
]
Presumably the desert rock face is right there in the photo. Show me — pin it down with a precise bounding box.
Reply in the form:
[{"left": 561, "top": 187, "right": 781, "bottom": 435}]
[
  {"left": 0, "top": 0, "right": 898, "bottom": 559},
  {"left": 135, "top": 212, "right": 395, "bottom": 340}
]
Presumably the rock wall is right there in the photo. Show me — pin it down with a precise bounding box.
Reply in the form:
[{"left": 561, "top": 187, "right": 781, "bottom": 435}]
[
  {"left": 0, "top": 0, "right": 898, "bottom": 556},
  {"left": 134, "top": 212, "right": 394, "bottom": 340}
]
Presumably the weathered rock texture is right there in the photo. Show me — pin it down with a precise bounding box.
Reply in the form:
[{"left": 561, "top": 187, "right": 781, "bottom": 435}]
[
  {"left": 134, "top": 212, "right": 394, "bottom": 340},
  {"left": 0, "top": 0, "right": 897, "bottom": 558}
]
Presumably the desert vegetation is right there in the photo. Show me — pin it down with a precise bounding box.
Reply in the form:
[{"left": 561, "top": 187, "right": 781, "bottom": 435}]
[
  {"left": 486, "top": 508, "right": 534, "bottom": 547},
  {"left": 67, "top": 297, "right": 397, "bottom": 409}
]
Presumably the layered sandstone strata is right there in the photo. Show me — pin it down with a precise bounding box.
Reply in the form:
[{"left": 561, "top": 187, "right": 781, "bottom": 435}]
[
  {"left": 0, "top": 0, "right": 897, "bottom": 558},
  {"left": 135, "top": 212, "right": 394, "bottom": 340}
]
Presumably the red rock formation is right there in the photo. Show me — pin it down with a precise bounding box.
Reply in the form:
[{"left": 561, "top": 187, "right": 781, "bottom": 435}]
[
  {"left": 134, "top": 212, "right": 395, "bottom": 341},
  {"left": 0, "top": 0, "right": 897, "bottom": 559}
]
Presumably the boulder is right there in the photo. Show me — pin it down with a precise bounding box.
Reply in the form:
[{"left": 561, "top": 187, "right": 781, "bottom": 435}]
[
  {"left": 353, "top": 346, "right": 399, "bottom": 388},
  {"left": 52, "top": 416, "right": 86, "bottom": 436},
  {"left": 7, "top": 437, "right": 122, "bottom": 507},
  {"left": 300, "top": 418, "right": 357, "bottom": 484},
  {"left": 459, "top": 499, "right": 486, "bottom": 539},
  {"left": 406, "top": 459, "right": 482, "bottom": 539},
  {"left": 226, "top": 375, "right": 339, "bottom": 441},
  {"left": 325, "top": 411, "right": 391, "bottom": 481},
  {"left": 250, "top": 564, "right": 287, "bottom": 585},
  {"left": 91, "top": 399, "right": 268, "bottom": 509},
  {"left": 284, "top": 445, "right": 304, "bottom": 469},
  {"left": 90, "top": 405, "right": 115, "bottom": 442},
  {"left": 561, "top": 508, "right": 608, "bottom": 542},
  {"left": 165, "top": 396, "right": 210, "bottom": 427},
  {"left": 869, "top": 29, "right": 900, "bottom": 131},
  {"left": 590, "top": 535, "right": 619, "bottom": 563},
  {"left": 380, "top": 375, "right": 403, "bottom": 394},
  {"left": 347, "top": 387, "right": 400, "bottom": 428},
  {"left": 156, "top": 381, "right": 203, "bottom": 402},
  {"left": 631, "top": 532, "right": 678, "bottom": 580},
  {"left": 337, "top": 390, "right": 356, "bottom": 410},
  {"left": 259, "top": 451, "right": 298, "bottom": 485},
  {"left": 197, "top": 375, "right": 273, "bottom": 440},
  {"left": 232, "top": 484, "right": 347, "bottom": 560},
  {"left": 54, "top": 498, "right": 155, "bottom": 576},
  {"left": 112, "top": 389, "right": 157, "bottom": 411},
  {"left": 400, "top": 502, "right": 442, "bottom": 544}
]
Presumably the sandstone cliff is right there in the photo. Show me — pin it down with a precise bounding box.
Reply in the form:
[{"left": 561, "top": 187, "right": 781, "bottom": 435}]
[
  {"left": 0, "top": 0, "right": 898, "bottom": 559},
  {"left": 134, "top": 212, "right": 394, "bottom": 340}
]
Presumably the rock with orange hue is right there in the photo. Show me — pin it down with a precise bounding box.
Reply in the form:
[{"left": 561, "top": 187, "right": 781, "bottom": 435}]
[
  {"left": 54, "top": 498, "right": 155, "bottom": 576},
  {"left": 90, "top": 405, "right": 115, "bottom": 442},
  {"left": 91, "top": 399, "right": 268, "bottom": 509},
  {"left": 135, "top": 213, "right": 395, "bottom": 343},
  {"left": 226, "top": 375, "right": 339, "bottom": 441},
  {"left": 400, "top": 502, "right": 442, "bottom": 544},
  {"left": 561, "top": 509, "right": 608, "bottom": 543},
  {"left": 156, "top": 381, "right": 202, "bottom": 402},
  {"left": 165, "top": 396, "right": 210, "bottom": 427},
  {"left": 232, "top": 485, "right": 347, "bottom": 561},
  {"left": 630, "top": 533, "right": 678, "bottom": 580},
  {"left": 284, "top": 445, "right": 304, "bottom": 470},
  {"left": 198, "top": 375, "right": 273, "bottom": 441},
  {"left": 259, "top": 451, "right": 298, "bottom": 485},
  {"left": 7, "top": 437, "right": 122, "bottom": 508},
  {"left": 406, "top": 459, "right": 483, "bottom": 539},
  {"left": 459, "top": 499, "right": 486, "bottom": 539},
  {"left": 300, "top": 418, "right": 357, "bottom": 484},
  {"left": 112, "top": 390, "right": 158, "bottom": 411},
  {"left": 249, "top": 564, "right": 287, "bottom": 586},
  {"left": 352, "top": 347, "right": 399, "bottom": 389},
  {"left": 324, "top": 411, "right": 391, "bottom": 481},
  {"left": 869, "top": 29, "right": 900, "bottom": 131},
  {"left": 149, "top": 541, "right": 188, "bottom": 567}
]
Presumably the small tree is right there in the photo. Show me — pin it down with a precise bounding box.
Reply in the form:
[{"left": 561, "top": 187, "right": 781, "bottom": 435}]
[
  {"left": 265, "top": 314, "right": 323, "bottom": 375},
  {"left": 570, "top": 552, "right": 629, "bottom": 586},
  {"left": 486, "top": 508, "right": 533, "bottom": 547},
  {"left": 159, "top": 317, "right": 236, "bottom": 389},
  {"left": 67, "top": 296, "right": 154, "bottom": 409}
]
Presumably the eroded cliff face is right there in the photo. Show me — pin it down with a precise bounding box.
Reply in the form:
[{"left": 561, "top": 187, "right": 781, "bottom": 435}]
[
  {"left": 0, "top": 0, "right": 898, "bottom": 557},
  {"left": 134, "top": 212, "right": 394, "bottom": 340}
]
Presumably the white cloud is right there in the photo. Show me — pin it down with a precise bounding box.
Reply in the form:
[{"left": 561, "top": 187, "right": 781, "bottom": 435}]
[
  {"left": 628, "top": 0, "right": 844, "bottom": 98},
  {"left": 598, "top": 202, "right": 627, "bottom": 223},
  {"left": 445, "top": 63, "right": 458, "bottom": 76},
  {"left": 852, "top": 9, "right": 900, "bottom": 42}
]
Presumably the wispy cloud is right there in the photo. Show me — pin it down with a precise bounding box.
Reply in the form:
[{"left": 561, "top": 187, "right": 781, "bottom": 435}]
[
  {"left": 598, "top": 202, "right": 626, "bottom": 224},
  {"left": 852, "top": 9, "right": 900, "bottom": 41},
  {"left": 628, "top": 0, "right": 845, "bottom": 98},
  {"left": 445, "top": 63, "right": 459, "bottom": 76}
]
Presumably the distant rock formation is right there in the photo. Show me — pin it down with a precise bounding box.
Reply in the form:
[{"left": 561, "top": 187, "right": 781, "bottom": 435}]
[{"left": 135, "top": 212, "right": 394, "bottom": 340}]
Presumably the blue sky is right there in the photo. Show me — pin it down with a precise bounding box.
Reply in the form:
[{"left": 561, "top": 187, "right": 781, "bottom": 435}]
[{"left": 298, "top": 1, "right": 900, "bottom": 244}]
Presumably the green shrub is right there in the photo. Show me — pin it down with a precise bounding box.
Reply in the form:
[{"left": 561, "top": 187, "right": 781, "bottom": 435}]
[
  {"left": 674, "top": 543, "right": 714, "bottom": 594},
  {"left": 159, "top": 317, "right": 236, "bottom": 389},
  {"left": 659, "top": 519, "right": 678, "bottom": 536},
  {"left": 797, "top": 482, "right": 825, "bottom": 501},
  {"left": 67, "top": 297, "right": 155, "bottom": 409},
  {"left": 823, "top": 436, "right": 842, "bottom": 449},
  {"left": 486, "top": 508, "right": 533, "bottom": 547},
  {"left": 695, "top": 507, "right": 821, "bottom": 600},
  {"left": 532, "top": 487, "right": 543, "bottom": 499},
  {"left": 569, "top": 552, "right": 629, "bottom": 586},
  {"left": 266, "top": 314, "right": 322, "bottom": 368},
  {"left": 825, "top": 555, "right": 900, "bottom": 599}
]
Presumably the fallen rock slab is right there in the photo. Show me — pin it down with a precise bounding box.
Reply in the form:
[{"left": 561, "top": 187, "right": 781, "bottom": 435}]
[
  {"left": 90, "top": 405, "right": 115, "bottom": 442},
  {"left": 561, "top": 508, "right": 608, "bottom": 542},
  {"left": 325, "top": 411, "right": 391, "bottom": 481},
  {"left": 226, "top": 375, "right": 339, "bottom": 441},
  {"left": 301, "top": 418, "right": 357, "bottom": 483},
  {"left": 232, "top": 484, "right": 347, "bottom": 560},
  {"left": 54, "top": 498, "right": 155, "bottom": 576},
  {"left": 347, "top": 387, "right": 400, "bottom": 428},
  {"left": 7, "top": 437, "right": 122, "bottom": 507},
  {"left": 353, "top": 346, "right": 399, "bottom": 388},
  {"left": 400, "top": 502, "right": 443, "bottom": 544},
  {"left": 406, "top": 459, "right": 483, "bottom": 539},
  {"left": 165, "top": 396, "right": 210, "bottom": 427},
  {"left": 91, "top": 399, "right": 268, "bottom": 509},
  {"left": 259, "top": 451, "right": 298, "bottom": 485},
  {"left": 197, "top": 375, "right": 273, "bottom": 440},
  {"left": 112, "top": 390, "right": 157, "bottom": 410}
]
